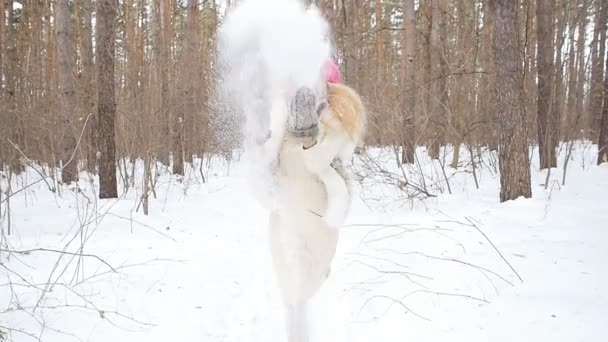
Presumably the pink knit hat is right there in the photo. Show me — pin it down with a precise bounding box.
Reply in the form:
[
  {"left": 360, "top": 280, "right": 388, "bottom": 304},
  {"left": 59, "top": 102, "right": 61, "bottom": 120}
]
[{"left": 323, "top": 58, "right": 342, "bottom": 84}]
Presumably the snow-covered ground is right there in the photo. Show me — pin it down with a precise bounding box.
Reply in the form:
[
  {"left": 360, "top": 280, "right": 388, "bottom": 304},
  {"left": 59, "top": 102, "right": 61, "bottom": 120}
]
[{"left": 1, "top": 143, "right": 607, "bottom": 342}]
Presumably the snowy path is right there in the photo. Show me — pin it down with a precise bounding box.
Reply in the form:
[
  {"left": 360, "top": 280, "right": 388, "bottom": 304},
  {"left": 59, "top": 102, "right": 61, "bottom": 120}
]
[{"left": 2, "top": 149, "right": 607, "bottom": 341}]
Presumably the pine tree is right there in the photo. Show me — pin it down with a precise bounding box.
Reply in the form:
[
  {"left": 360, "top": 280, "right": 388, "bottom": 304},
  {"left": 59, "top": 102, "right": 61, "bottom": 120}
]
[
  {"left": 401, "top": 0, "right": 416, "bottom": 164},
  {"left": 56, "top": 0, "right": 79, "bottom": 183},
  {"left": 97, "top": 0, "right": 118, "bottom": 199},
  {"left": 536, "top": 0, "right": 557, "bottom": 169},
  {"left": 491, "top": 0, "right": 532, "bottom": 201}
]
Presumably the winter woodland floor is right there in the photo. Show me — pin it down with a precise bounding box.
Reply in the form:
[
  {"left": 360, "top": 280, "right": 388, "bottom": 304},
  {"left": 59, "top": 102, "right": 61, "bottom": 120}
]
[{"left": 1, "top": 142, "right": 607, "bottom": 342}]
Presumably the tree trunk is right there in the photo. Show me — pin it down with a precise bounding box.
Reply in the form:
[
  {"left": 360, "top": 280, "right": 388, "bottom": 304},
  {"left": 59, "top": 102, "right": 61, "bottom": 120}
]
[
  {"left": 401, "top": 0, "right": 416, "bottom": 164},
  {"left": 429, "top": 0, "right": 448, "bottom": 159},
  {"left": 421, "top": 0, "right": 432, "bottom": 144},
  {"left": 536, "top": 0, "right": 557, "bottom": 169},
  {"left": 590, "top": 0, "right": 607, "bottom": 142},
  {"left": 142, "top": 153, "right": 150, "bottom": 215},
  {"left": 375, "top": 0, "right": 383, "bottom": 87},
  {"left": 522, "top": 0, "right": 536, "bottom": 145},
  {"left": 0, "top": 0, "right": 4, "bottom": 164},
  {"left": 174, "top": 0, "right": 200, "bottom": 176},
  {"left": 166, "top": 0, "right": 176, "bottom": 169},
  {"left": 479, "top": 0, "right": 498, "bottom": 150},
  {"left": 599, "top": 3, "right": 608, "bottom": 164},
  {"left": 490, "top": 0, "right": 532, "bottom": 202},
  {"left": 5, "top": 0, "right": 22, "bottom": 172},
  {"left": 97, "top": 0, "right": 118, "bottom": 199},
  {"left": 0, "top": 0, "right": 3, "bottom": 92},
  {"left": 566, "top": 1, "right": 578, "bottom": 134},
  {"left": 56, "top": 0, "right": 79, "bottom": 183},
  {"left": 575, "top": 0, "right": 588, "bottom": 125},
  {"left": 342, "top": 0, "right": 357, "bottom": 87},
  {"left": 450, "top": 0, "right": 473, "bottom": 168},
  {"left": 154, "top": 0, "right": 171, "bottom": 165},
  {"left": 552, "top": 0, "right": 566, "bottom": 147},
  {"left": 81, "top": 0, "right": 97, "bottom": 173},
  {"left": 599, "top": 89, "right": 608, "bottom": 164}
]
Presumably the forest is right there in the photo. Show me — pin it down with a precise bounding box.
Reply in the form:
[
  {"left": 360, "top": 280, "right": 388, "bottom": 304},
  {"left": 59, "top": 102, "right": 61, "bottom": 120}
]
[
  {"left": 0, "top": 0, "right": 607, "bottom": 200},
  {"left": 0, "top": 0, "right": 606, "bottom": 200},
  {"left": 0, "top": 0, "right": 607, "bottom": 341}
]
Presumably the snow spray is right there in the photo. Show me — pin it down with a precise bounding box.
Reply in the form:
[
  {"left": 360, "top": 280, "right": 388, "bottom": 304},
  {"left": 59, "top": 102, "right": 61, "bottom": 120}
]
[{"left": 217, "top": 0, "right": 332, "bottom": 209}]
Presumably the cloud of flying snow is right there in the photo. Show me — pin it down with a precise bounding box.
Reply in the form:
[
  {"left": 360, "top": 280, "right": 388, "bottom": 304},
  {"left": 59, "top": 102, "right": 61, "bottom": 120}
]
[{"left": 217, "top": 0, "right": 331, "bottom": 146}]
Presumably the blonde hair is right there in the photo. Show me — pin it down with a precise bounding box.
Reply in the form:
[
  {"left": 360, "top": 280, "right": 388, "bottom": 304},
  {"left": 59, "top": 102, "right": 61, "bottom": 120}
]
[{"left": 325, "top": 83, "right": 366, "bottom": 145}]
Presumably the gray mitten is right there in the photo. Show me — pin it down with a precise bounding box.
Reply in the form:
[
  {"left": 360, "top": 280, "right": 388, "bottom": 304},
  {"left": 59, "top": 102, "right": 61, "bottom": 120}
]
[{"left": 288, "top": 87, "right": 319, "bottom": 137}]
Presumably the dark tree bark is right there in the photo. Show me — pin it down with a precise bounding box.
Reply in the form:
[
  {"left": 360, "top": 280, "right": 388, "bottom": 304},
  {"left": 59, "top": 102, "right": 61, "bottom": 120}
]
[
  {"left": 0, "top": 0, "right": 3, "bottom": 92},
  {"left": 421, "top": 0, "right": 432, "bottom": 143},
  {"left": 97, "top": 0, "right": 118, "bottom": 199},
  {"left": 5, "top": 0, "right": 22, "bottom": 172},
  {"left": 599, "top": 28, "right": 608, "bottom": 165},
  {"left": 536, "top": 0, "right": 557, "bottom": 169},
  {"left": 375, "top": 0, "right": 384, "bottom": 86},
  {"left": 152, "top": 0, "right": 171, "bottom": 165},
  {"left": 490, "top": 0, "right": 532, "bottom": 202},
  {"left": 342, "top": 0, "right": 358, "bottom": 88},
  {"left": 401, "top": 0, "right": 416, "bottom": 164},
  {"left": 590, "top": 0, "right": 607, "bottom": 142},
  {"left": 566, "top": 0, "right": 578, "bottom": 128},
  {"left": 429, "top": 0, "right": 448, "bottom": 159},
  {"left": 161, "top": 0, "right": 172, "bottom": 168},
  {"left": 173, "top": 0, "right": 200, "bottom": 176},
  {"left": 479, "top": 0, "right": 498, "bottom": 150},
  {"left": 56, "top": 0, "right": 79, "bottom": 183},
  {"left": 81, "top": 0, "right": 97, "bottom": 173},
  {"left": 552, "top": 0, "right": 566, "bottom": 145},
  {"left": 575, "top": 0, "right": 587, "bottom": 121},
  {"left": 0, "top": 0, "right": 4, "bottom": 164}
]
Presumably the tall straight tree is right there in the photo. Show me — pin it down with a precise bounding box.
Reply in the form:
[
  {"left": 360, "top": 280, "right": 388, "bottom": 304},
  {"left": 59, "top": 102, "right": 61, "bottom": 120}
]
[
  {"left": 153, "top": 0, "right": 172, "bottom": 165},
  {"left": 162, "top": 0, "right": 173, "bottom": 167},
  {"left": 552, "top": 0, "right": 566, "bottom": 144},
  {"left": 0, "top": 0, "right": 4, "bottom": 164},
  {"left": 0, "top": 0, "right": 3, "bottom": 93},
  {"left": 490, "top": 0, "right": 532, "bottom": 202},
  {"left": 55, "top": 0, "right": 79, "bottom": 183},
  {"left": 589, "top": 0, "right": 607, "bottom": 140},
  {"left": 97, "top": 0, "right": 118, "bottom": 198},
  {"left": 575, "top": 1, "right": 588, "bottom": 119},
  {"left": 174, "top": 0, "right": 201, "bottom": 175},
  {"left": 599, "top": 3, "right": 608, "bottom": 164},
  {"left": 600, "top": 75, "right": 608, "bottom": 164},
  {"left": 401, "top": 0, "right": 416, "bottom": 164},
  {"left": 479, "top": 0, "right": 498, "bottom": 149},
  {"left": 5, "top": 0, "right": 21, "bottom": 171},
  {"left": 536, "top": 0, "right": 557, "bottom": 169},
  {"left": 80, "top": 0, "right": 97, "bottom": 172},
  {"left": 566, "top": 0, "right": 578, "bottom": 126},
  {"left": 429, "top": 0, "right": 448, "bottom": 159},
  {"left": 375, "top": 0, "right": 384, "bottom": 86},
  {"left": 421, "top": 0, "right": 432, "bottom": 140}
]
